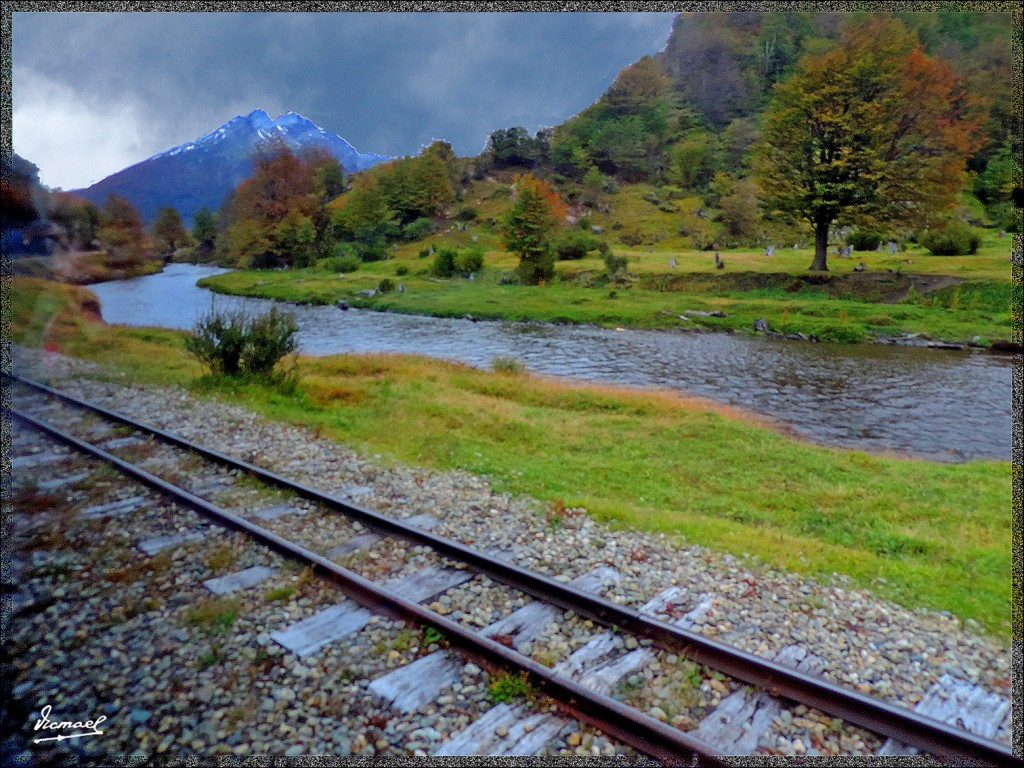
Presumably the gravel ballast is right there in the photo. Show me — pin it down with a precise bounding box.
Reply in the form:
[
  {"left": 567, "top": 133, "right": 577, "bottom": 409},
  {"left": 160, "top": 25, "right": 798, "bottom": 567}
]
[{"left": 3, "top": 346, "right": 1012, "bottom": 760}]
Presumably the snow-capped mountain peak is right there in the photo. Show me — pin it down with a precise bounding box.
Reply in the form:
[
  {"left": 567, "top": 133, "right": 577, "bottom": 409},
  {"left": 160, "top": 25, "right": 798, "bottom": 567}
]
[{"left": 74, "top": 108, "right": 393, "bottom": 222}]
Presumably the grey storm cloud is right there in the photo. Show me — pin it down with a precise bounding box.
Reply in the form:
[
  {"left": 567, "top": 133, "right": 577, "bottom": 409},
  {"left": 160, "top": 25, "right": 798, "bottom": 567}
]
[{"left": 12, "top": 11, "right": 676, "bottom": 189}]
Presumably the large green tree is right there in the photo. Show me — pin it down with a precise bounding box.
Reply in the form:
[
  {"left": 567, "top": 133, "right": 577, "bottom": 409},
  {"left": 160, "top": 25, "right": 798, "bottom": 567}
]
[
  {"left": 192, "top": 207, "right": 218, "bottom": 257},
  {"left": 151, "top": 206, "right": 188, "bottom": 257},
  {"left": 376, "top": 148, "right": 455, "bottom": 224},
  {"left": 486, "top": 127, "right": 541, "bottom": 168},
  {"left": 755, "top": 16, "right": 986, "bottom": 271}
]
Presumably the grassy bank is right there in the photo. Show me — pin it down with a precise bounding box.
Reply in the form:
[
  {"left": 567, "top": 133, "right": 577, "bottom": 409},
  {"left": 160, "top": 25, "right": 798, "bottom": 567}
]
[
  {"left": 198, "top": 232, "right": 1016, "bottom": 344},
  {"left": 10, "top": 251, "right": 164, "bottom": 285},
  {"left": 9, "top": 276, "right": 1012, "bottom": 639}
]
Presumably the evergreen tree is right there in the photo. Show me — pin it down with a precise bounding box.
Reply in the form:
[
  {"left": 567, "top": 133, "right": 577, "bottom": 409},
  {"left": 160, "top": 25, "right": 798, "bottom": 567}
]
[{"left": 502, "top": 173, "right": 567, "bottom": 285}]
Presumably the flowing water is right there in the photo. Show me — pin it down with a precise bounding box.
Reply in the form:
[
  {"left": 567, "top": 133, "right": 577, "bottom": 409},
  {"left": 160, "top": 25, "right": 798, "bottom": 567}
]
[{"left": 87, "top": 263, "right": 1016, "bottom": 462}]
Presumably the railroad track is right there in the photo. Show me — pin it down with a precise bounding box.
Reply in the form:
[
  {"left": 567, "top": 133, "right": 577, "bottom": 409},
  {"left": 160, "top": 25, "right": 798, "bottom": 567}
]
[{"left": 4, "top": 371, "right": 1017, "bottom": 764}]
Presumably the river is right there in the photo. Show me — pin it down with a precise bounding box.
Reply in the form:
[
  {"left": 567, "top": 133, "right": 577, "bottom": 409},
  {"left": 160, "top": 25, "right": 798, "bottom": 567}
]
[{"left": 87, "top": 263, "right": 1015, "bottom": 462}]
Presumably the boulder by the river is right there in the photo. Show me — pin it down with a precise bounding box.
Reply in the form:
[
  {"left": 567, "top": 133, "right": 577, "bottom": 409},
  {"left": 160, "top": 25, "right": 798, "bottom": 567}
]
[
  {"left": 336, "top": 300, "right": 349, "bottom": 311},
  {"left": 989, "top": 339, "right": 1023, "bottom": 354},
  {"left": 754, "top": 317, "right": 770, "bottom": 333}
]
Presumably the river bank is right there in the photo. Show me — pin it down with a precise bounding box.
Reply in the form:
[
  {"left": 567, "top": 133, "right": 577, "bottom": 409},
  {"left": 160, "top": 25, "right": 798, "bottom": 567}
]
[
  {"left": 7, "top": 277, "right": 1012, "bottom": 636},
  {"left": 83, "top": 265, "right": 1016, "bottom": 462},
  {"left": 197, "top": 253, "right": 1018, "bottom": 348},
  {"left": 9, "top": 250, "right": 164, "bottom": 285}
]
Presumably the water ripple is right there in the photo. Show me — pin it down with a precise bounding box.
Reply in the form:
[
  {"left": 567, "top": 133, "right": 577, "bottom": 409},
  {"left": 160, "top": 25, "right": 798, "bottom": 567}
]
[{"left": 88, "top": 264, "right": 1015, "bottom": 461}]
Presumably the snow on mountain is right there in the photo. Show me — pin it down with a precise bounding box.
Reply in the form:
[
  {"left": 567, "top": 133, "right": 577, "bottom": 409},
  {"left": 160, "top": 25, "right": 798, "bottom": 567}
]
[{"left": 73, "top": 109, "right": 392, "bottom": 223}]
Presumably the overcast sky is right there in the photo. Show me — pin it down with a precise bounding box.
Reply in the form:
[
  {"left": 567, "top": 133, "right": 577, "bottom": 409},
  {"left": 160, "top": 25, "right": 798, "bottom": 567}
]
[{"left": 12, "top": 11, "right": 676, "bottom": 190}]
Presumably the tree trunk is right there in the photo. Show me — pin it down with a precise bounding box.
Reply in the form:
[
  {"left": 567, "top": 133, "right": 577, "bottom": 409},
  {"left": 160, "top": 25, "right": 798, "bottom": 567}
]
[{"left": 810, "top": 220, "right": 830, "bottom": 271}]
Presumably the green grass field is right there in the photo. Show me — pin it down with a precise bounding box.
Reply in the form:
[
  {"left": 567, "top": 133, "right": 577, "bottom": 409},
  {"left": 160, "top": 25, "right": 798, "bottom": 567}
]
[
  {"left": 199, "top": 246, "right": 1017, "bottom": 344},
  {"left": 9, "top": 276, "right": 1012, "bottom": 640},
  {"left": 198, "top": 189, "right": 1016, "bottom": 345}
]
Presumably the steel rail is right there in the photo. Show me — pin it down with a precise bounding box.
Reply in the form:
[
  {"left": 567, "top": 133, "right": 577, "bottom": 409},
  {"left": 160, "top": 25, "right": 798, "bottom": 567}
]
[
  {"left": 5, "top": 373, "right": 1018, "bottom": 765},
  {"left": 9, "top": 405, "right": 727, "bottom": 765}
]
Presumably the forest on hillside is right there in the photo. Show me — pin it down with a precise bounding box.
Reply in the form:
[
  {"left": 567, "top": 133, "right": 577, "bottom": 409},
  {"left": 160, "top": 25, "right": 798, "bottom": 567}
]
[{"left": 5, "top": 11, "right": 1018, "bottom": 282}]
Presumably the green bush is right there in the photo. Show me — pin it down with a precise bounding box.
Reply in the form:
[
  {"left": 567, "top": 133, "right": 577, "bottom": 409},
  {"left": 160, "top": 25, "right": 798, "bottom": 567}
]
[
  {"left": 554, "top": 230, "right": 600, "bottom": 260},
  {"left": 402, "top": 217, "right": 435, "bottom": 242},
  {"left": 244, "top": 308, "right": 301, "bottom": 375},
  {"left": 818, "top": 324, "right": 868, "bottom": 343},
  {"left": 377, "top": 278, "right": 395, "bottom": 293},
  {"left": 434, "top": 245, "right": 482, "bottom": 277},
  {"left": 603, "top": 251, "right": 628, "bottom": 277},
  {"left": 847, "top": 230, "right": 884, "bottom": 251},
  {"left": 318, "top": 253, "right": 361, "bottom": 273},
  {"left": 357, "top": 242, "right": 390, "bottom": 262},
  {"left": 185, "top": 305, "right": 299, "bottom": 379},
  {"left": 395, "top": 264, "right": 409, "bottom": 276},
  {"left": 432, "top": 247, "right": 457, "bottom": 278},
  {"left": 454, "top": 206, "right": 478, "bottom": 222},
  {"left": 331, "top": 241, "right": 357, "bottom": 259},
  {"left": 920, "top": 222, "right": 981, "bottom": 256},
  {"left": 516, "top": 249, "right": 556, "bottom": 285},
  {"left": 455, "top": 247, "right": 484, "bottom": 276}
]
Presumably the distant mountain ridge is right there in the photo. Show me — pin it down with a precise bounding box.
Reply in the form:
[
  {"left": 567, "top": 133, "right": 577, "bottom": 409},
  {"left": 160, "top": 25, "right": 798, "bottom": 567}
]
[{"left": 73, "top": 109, "right": 392, "bottom": 223}]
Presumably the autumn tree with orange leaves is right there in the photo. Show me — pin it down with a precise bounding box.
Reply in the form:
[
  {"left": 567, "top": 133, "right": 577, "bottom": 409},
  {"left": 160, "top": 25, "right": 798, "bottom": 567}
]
[
  {"left": 755, "top": 16, "right": 987, "bottom": 271},
  {"left": 501, "top": 173, "right": 568, "bottom": 285},
  {"left": 219, "top": 138, "right": 343, "bottom": 268}
]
